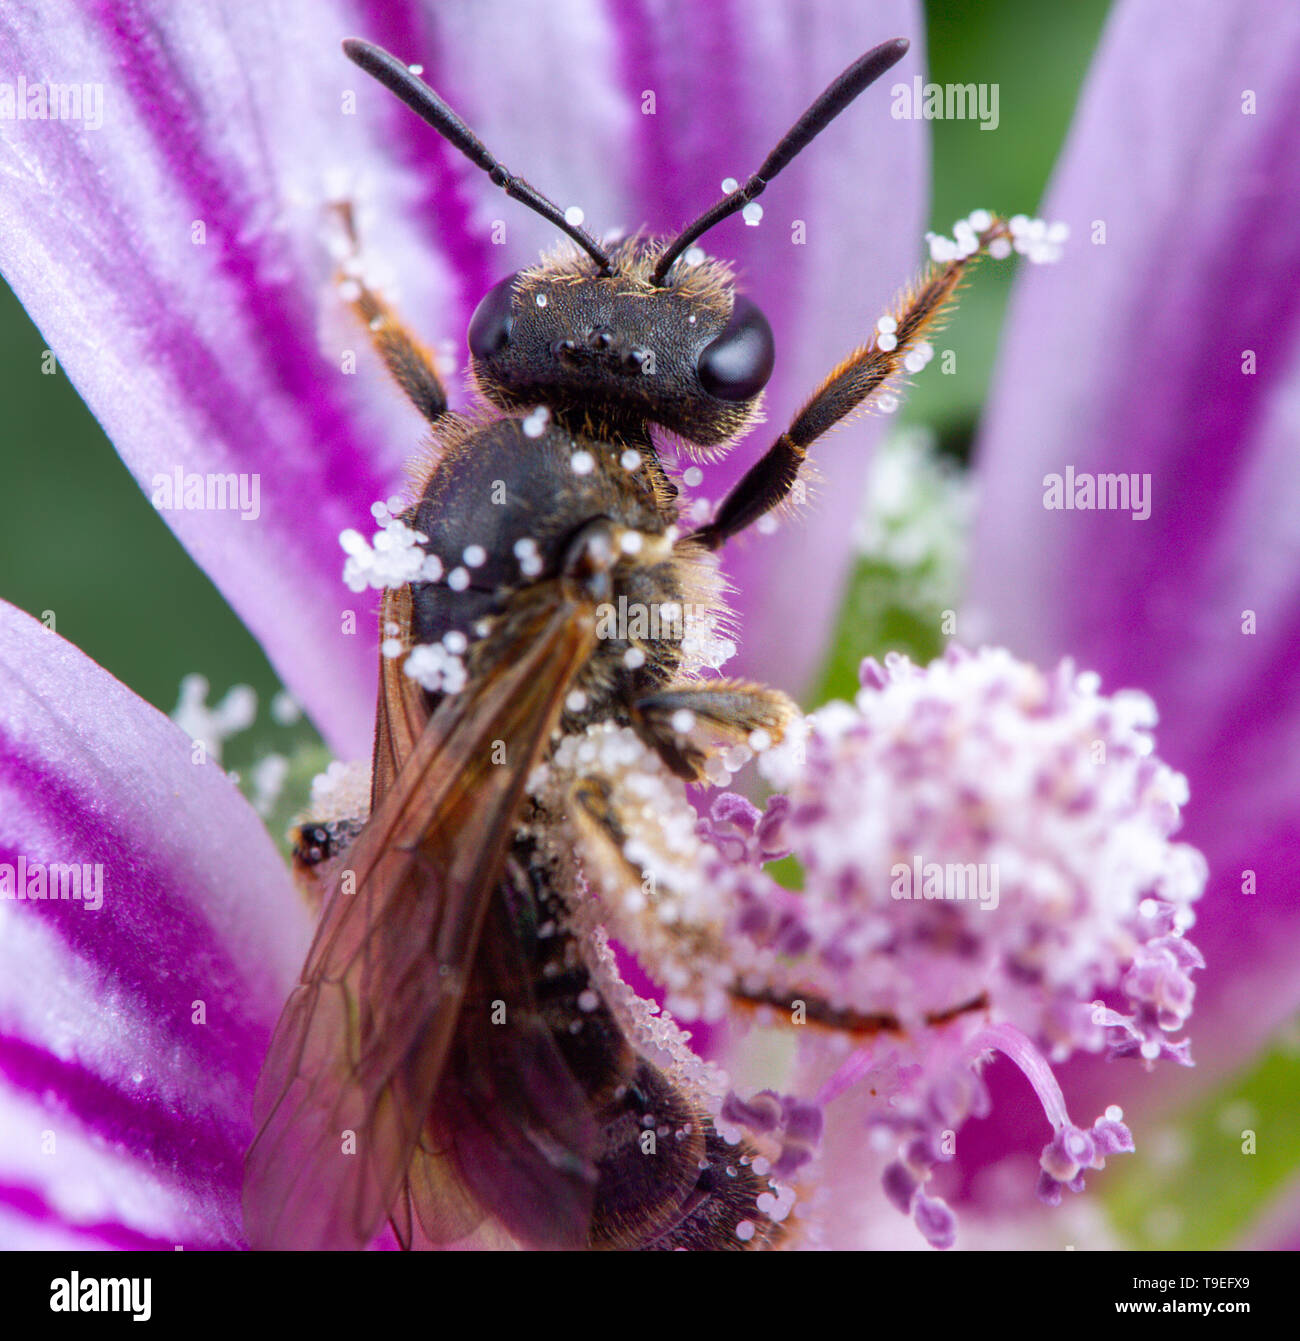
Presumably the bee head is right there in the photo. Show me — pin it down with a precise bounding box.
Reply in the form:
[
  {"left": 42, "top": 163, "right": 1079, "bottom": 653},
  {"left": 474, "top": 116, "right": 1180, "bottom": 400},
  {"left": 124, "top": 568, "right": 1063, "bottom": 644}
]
[
  {"left": 343, "top": 35, "right": 909, "bottom": 445},
  {"left": 466, "top": 244, "right": 774, "bottom": 446}
]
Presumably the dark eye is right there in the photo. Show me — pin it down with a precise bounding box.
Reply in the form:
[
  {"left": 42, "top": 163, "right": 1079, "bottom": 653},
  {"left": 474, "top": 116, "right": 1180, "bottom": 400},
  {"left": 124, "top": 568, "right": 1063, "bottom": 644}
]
[
  {"left": 468, "top": 273, "right": 519, "bottom": 359},
  {"left": 697, "top": 296, "right": 775, "bottom": 401}
]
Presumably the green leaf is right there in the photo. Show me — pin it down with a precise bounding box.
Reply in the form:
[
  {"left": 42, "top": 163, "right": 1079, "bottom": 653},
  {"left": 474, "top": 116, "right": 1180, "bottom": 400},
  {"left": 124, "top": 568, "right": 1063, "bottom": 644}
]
[
  {"left": 813, "top": 559, "right": 949, "bottom": 706},
  {"left": 1103, "top": 1020, "right": 1300, "bottom": 1247}
]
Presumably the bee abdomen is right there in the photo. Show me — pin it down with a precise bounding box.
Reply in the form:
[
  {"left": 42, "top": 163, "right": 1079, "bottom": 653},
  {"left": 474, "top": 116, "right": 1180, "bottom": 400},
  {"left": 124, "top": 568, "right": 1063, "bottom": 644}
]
[
  {"left": 588, "top": 1060, "right": 783, "bottom": 1251},
  {"left": 636, "top": 1127, "right": 785, "bottom": 1251},
  {"left": 513, "top": 848, "right": 783, "bottom": 1250}
]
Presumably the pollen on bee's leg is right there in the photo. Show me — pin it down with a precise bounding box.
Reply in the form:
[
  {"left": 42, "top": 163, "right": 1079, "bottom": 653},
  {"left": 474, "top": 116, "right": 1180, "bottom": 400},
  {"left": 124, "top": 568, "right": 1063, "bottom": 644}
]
[
  {"left": 321, "top": 195, "right": 448, "bottom": 421},
  {"left": 925, "top": 209, "right": 1068, "bottom": 265},
  {"left": 322, "top": 194, "right": 394, "bottom": 295}
]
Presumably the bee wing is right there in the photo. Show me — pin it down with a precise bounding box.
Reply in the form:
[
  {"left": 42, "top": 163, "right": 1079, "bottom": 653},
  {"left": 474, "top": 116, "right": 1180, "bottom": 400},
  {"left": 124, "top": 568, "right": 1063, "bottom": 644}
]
[
  {"left": 400, "top": 868, "right": 607, "bottom": 1250},
  {"left": 369, "top": 585, "right": 430, "bottom": 804},
  {"left": 243, "top": 583, "right": 596, "bottom": 1250}
]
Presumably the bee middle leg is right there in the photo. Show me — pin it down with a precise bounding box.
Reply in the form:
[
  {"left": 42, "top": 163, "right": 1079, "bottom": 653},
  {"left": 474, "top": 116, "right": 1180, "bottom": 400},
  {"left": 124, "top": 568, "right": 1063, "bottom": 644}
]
[
  {"left": 330, "top": 201, "right": 450, "bottom": 424},
  {"left": 629, "top": 678, "right": 796, "bottom": 781}
]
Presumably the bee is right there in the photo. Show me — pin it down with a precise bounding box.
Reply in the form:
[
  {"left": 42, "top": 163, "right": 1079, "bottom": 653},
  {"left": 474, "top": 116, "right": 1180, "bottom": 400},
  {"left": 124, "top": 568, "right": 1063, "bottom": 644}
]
[{"left": 244, "top": 34, "right": 1006, "bottom": 1250}]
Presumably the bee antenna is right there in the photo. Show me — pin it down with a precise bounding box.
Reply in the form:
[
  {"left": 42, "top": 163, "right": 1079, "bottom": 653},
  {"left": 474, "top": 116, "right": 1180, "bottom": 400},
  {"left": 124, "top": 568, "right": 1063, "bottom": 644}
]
[
  {"left": 649, "top": 37, "right": 910, "bottom": 286},
  {"left": 343, "top": 38, "right": 613, "bottom": 274}
]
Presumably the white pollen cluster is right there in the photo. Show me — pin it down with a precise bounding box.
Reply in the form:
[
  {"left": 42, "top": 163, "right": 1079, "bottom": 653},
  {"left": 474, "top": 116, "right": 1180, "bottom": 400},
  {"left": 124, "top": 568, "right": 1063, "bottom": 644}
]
[
  {"left": 1003, "top": 213, "right": 1070, "bottom": 263},
  {"left": 308, "top": 757, "right": 372, "bottom": 824},
  {"left": 530, "top": 723, "right": 741, "bottom": 1022},
  {"left": 340, "top": 499, "right": 442, "bottom": 592},
  {"left": 522, "top": 405, "right": 551, "bottom": 439},
  {"left": 403, "top": 641, "right": 468, "bottom": 696},
  {"left": 926, "top": 209, "right": 1068, "bottom": 265},
  {"left": 903, "top": 341, "right": 935, "bottom": 375},
  {"left": 677, "top": 607, "right": 738, "bottom": 675},
  {"left": 513, "top": 536, "right": 543, "bottom": 578}
]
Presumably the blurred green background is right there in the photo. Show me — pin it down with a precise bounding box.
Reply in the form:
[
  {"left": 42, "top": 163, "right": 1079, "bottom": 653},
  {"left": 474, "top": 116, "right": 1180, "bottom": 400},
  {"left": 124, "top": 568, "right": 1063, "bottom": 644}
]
[{"left": 5, "top": 0, "right": 1300, "bottom": 1252}]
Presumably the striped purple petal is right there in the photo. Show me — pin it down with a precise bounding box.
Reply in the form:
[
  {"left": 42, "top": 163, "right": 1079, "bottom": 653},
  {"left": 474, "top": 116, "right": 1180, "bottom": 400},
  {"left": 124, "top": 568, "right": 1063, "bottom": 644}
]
[
  {"left": 968, "top": 0, "right": 1300, "bottom": 1085},
  {"left": 0, "top": 600, "right": 310, "bottom": 1248}
]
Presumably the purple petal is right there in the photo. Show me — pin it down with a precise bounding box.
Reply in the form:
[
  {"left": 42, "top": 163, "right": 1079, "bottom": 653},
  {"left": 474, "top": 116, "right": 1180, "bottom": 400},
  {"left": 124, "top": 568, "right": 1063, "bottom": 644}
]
[
  {"left": 0, "top": 1, "right": 448, "bottom": 753},
  {"left": 968, "top": 0, "right": 1300, "bottom": 1073},
  {"left": 0, "top": 601, "right": 309, "bottom": 1247}
]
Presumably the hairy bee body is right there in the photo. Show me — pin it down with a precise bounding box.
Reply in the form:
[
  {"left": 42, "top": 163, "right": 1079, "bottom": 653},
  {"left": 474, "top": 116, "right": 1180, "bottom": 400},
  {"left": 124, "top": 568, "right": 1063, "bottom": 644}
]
[
  {"left": 390, "top": 414, "right": 781, "bottom": 1248},
  {"left": 408, "top": 413, "right": 701, "bottom": 724}
]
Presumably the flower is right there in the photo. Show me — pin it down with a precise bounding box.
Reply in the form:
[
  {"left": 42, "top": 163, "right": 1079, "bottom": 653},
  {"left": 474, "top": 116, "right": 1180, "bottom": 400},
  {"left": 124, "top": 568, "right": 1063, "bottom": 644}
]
[
  {"left": 552, "top": 646, "right": 1204, "bottom": 1246},
  {"left": 0, "top": 0, "right": 1297, "bottom": 1249}
]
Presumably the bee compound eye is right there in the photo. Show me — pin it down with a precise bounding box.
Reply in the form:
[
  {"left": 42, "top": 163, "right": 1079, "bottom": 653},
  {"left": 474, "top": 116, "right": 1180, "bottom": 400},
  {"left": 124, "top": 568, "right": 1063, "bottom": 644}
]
[
  {"left": 468, "top": 272, "right": 520, "bottom": 359},
  {"left": 696, "top": 295, "right": 775, "bottom": 401}
]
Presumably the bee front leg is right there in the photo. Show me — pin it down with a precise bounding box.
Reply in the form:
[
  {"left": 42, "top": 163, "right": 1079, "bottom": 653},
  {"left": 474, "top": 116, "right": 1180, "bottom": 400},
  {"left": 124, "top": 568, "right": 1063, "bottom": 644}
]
[
  {"left": 329, "top": 201, "right": 450, "bottom": 425},
  {"left": 687, "top": 216, "right": 1015, "bottom": 551},
  {"left": 629, "top": 679, "right": 797, "bottom": 782}
]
